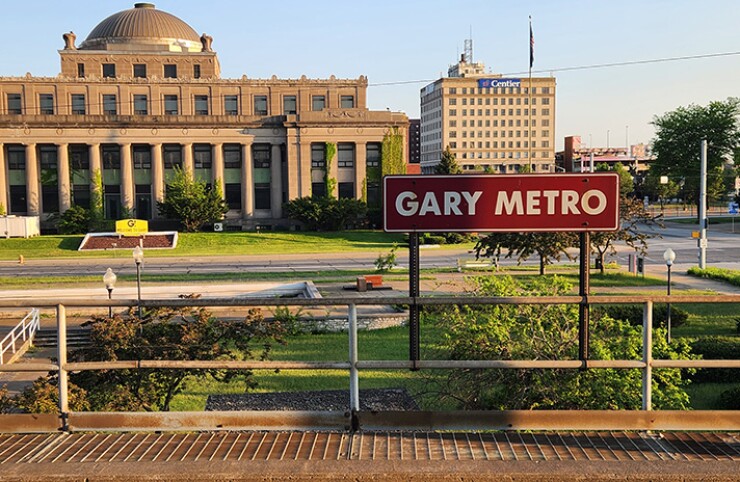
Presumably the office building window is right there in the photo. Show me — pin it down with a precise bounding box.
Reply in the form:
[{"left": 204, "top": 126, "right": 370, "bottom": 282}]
[
  {"left": 132, "top": 145, "right": 151, "bottom": 169},
  {"left": 311, "top": 143, "right": 326, "bottom": 168},
  {"left": 312, "top": 95, "right": 325, "bottom": 111},
  {"left": 39, "top": 94, "right": 54, "bottom": 114},
  {"left": 164, "top": 64, "right": 177, "bottom": 78},
  {"left": 337, "top": 143, "right": 355, "bottom": 168},
  {"left": 193, "top": 144, "right": 212, "bottom": 168},
  {"left": 283, "top": 95, "right": 297, "bottom": 115},
  {"left": 164, "top": 95, "right": 178, "bottom": 115},
  {"left": 254, "top": 183, "right": 271, "bottom": 210},
  {"left": 38, "top": 145, "right": 57, "bottom": 170},
  {"left": 6, "top": 93, "right": 21, "bottom": 114},
  {"left": 6, "top": 145, "right": 25, "bottom": 170},
  {"left": 163, "top": 144, "right": 182, "bottom": 169},
  {"left": 224, "top": 95, "right": 238, "bottom": 115},
  {"left": 133, "top": 94, "right": 148, "bottom": 115},
  {"left": 252, "top": 144, "right": 271, "bottom": 168},
  {"left": 194, "top": 95, "right": 209, "bottom": 115},
  {"left": 102, "top": 63, "right": 116, "bottom": 78},
  {"left": 311, "top": 182, "right": 327, "bottom": 199},
  {"left": 366, "top": 143, "right": 381, "bottom": 168},
  {"left": 133, "top": 64, "right": 147, "bottom": 78},
  {"left": 254, "top": 95, "right": 268, "bottom": 115},
  {"left": 103, "top": 94, "right": 117, "bottom": 115},
  {"left": 225, "top": 183, "right": 241, "bottom": 210},
  {"left": 340, "top": 95, "right": 355, "bottom": 108},
  {"left": 193, "top": 64, "right": 201, "bottom": 79},
  {"left": 42, "top": 184, "right": 59, "bottom": 213},
  {"left": 101, "top": 144, "right": 121, "bottom": 169},
  {"left": 338, "top": 182, "right": 354, "bottom": 199},
  {"left": 73, "top": 185, "right": 90, "bottom": 209},
  {"left": 69, "top": 144, "right": 89, "bottom": 170},
  {"left": 77, "top": 63, "right": 85, "bottom": 78},
  {"left": 71, "top": 94, "right": 86, "bottom": 114},
  {"left": 223, "top": 144, "right": 242, "bottom": 168}
]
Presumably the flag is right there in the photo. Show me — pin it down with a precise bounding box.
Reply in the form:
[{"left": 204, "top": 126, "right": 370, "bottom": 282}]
[{"left": 529, "top": 18, "right": 534, "bottom": 69}]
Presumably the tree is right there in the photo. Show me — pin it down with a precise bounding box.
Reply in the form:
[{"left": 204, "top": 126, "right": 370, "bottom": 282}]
[
  {"left": 424, "top": 275, "right": 694, "bottom": 410},
  {"left": 435, "top": 145, "right": 462, "bottom": 174},
  {"left": 157, "top": 167, "right": 228, "bottom": 232},
  {"left": 641, "top": 170, "right": 680, "bottom": 211},
  {"left": 475, "top": 231, "right": 577, "bottom": 275},
  {"left": 651, "top": 98, "right": 740, "bottom": 205}
]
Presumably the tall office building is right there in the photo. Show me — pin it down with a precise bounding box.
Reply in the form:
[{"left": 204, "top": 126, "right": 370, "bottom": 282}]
[
  {"left": 0, "top": 3, "right": 408, "bottom": 230},
  {"left": 420, "top": 55, "right": 556, "bottom": 174}
]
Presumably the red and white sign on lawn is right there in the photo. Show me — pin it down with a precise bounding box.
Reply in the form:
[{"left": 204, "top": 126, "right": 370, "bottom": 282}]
[{"left": 383, "top": 173, "right": 620, "bottom": 233}]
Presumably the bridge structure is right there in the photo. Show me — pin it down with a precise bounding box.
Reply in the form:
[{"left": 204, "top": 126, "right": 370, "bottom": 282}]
[{"left": 0, "top": 294, "right": 739, "bottom": 480}]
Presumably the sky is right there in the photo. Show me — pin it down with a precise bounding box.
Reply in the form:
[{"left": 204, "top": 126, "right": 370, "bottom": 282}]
[{"left": 1, "top": 0, "right": 738, "bottom": 151}]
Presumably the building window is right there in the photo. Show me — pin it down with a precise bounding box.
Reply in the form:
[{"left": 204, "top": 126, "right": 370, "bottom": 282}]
[
  {"left": 6, "top": 93, "right": 21, "bottom": 114},
  {"left": 72, "top": 185, "right": 90, "bottom": 209},
  {"left": 193, "top": 144, "right": 212, "bottom": 168},
  {"left": 69, "top": 144, "right": 89, "bottom": 170},
  {"left": 77, "top": 63, "right": 85, "bottom": 78},
  {"left": 366, "top": 143, "right": 381, "bottom": 168},
  {"left": 7, "top": 145, "right": 25, "bottom": 170},
  {"left": 254, "top": 95, "right": 268, "bottom": 115},
  {"left": 133, "top": 94, "right": 148, "bottom": 115},
  {"left": 542, "top": 109, "right": 550, "bottom": 116},
  {"left": 133, "top": 64, "right": 146, "bottom": 78},
  {"left": 103, "top": 94, "right": 117, "bottom": 115},
  {"left": 71, "top": 94, "right": 86, "bottom": 114},
  {"left": 132, "top": 145, "right": 151, "bottom": 169},
  {"left": 163, "top": 144, "right": 182, "bottom": 169},
  {"left": 225, "top": 183, "right": 241, "bottom": 210},
  {"left": 283, "top": 95, "right": 297, "bottom": 115},
  {"left": 224, "top": 95, "right": 238, "bottom": 115},
  {"left": 42, "top": 185, "right": 59, "bottom": 213},
  {"left": 164, "top": 64, "right": 177, "bottom": 78},
  {"left": 194, "top": 95, "right": 209, "bottom": 115},
  {"left": 338, "top": 182, "right": 355, "bottom": 199},
  {"left": 101, "top": 145, "right": 120, "bottom": 169},
  {"left": 252, "top": 144, "right": 271, "bottom": 168},
  {"left": 38, "top": 145, "right": 57, "bottom": 170},
  {"left": 254, "top": 183, "right": 271, "bottom": 210},
  {"left": 39, "top": 94, "right": 54, "bottom": 114},
  {"left": 193, "top": 64, "right": 201, "bottom": 79},
  {"left": 102, "top": 63, "right": 116, "bottom": 78},
  {"left": 164, "top": 95, "right": 178, "bottom": 115},
  {"left": 337, "top": 143, "right": 355, "bottom": 168},
  {"left": 311, "top": 144, "right": 326, "bottom": 168},
  {"left": 311, "top": 182, "right": 327, "bottom": 199},
  {"left": 340, "top": 95, "right": 355, "bottom": 108},
  {"left": 312, "top": 95, "right": 325, "bottom": 111},
  {"left": 223, "top": 144, "right": 242, "bottom": 168}
]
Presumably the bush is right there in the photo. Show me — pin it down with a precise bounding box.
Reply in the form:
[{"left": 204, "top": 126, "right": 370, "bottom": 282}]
[
  {"left": 57, "top": 205, "right": 91, "bottom": 234},
  {"left": 406, "top": 232, "right": 473, "bottom": 245},
  {"left": 593, "top": 304, "right": 688, "bottom": 329},
  {"left": 687, "top": 267, "right": 740, "bottom": 287},
  {"left": 690, "top": 336, "right": 740, "bottom": 383},
  {"left": 717, "top": 386, "right": 740, "bottom": 409},
  {"left": 284, "top": 196, "right": 367, "bottom": 231}
]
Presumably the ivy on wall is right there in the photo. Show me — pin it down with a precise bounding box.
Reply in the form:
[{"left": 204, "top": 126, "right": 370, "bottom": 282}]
[
  {"left": 381, "top": 126, "right": 405, "bottom": 177},
  {"left": 324, "top": 142, "right": 337, "bottom": 198}
]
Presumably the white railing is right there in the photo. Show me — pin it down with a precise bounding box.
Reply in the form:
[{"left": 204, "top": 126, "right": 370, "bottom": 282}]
[{"left": 0, "top": 308, "right": 40, "bottom": 365}]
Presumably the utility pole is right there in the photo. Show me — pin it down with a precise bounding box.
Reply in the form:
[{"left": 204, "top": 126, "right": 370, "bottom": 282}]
[{"left": 699, "top": 139, "right": 708, "bottom": 269}]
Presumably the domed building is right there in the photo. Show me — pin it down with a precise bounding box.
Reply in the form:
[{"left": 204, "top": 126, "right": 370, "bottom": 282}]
[{"left": 0, "top": 3, "right": 409, "bottom": 230}]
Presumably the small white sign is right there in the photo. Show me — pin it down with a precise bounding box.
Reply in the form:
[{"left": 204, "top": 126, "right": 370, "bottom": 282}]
[
  {"left": 214, "top": 222, "right": 224, "bottom": 232},
  {"left": 699, "top": 238, "right": 708, "bottom": 248}
]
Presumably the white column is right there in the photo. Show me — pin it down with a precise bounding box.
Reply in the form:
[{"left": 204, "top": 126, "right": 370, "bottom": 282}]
[
  {"left": 89, "top": 144, "right": 102, "bottom": 215},
  {"left": 120, "top": 143, "right": 134, "bottom": 214},
  {"left": 270, "top": 143, "right": 282, "bottom": 218},
  {"left": 57, "top": 143, "right": 71, "bottom": 212},
  {"left": 212, "top": 143, "right": 224, "bottom": 199},
  {"left": 183, "top": 142, "right": 194, "bottom": 175},
  {"left": 0, "top": 143, "right": 7, "bottom": 213},
  {"left": 241, "top": 143, "right": 253, "bottom": 219},
  {"left": 151, "top": 143, "right": 164, "bottom": 204},
  {"left": 25, "top": 144, "right": 39, "bottom": 216},
  {"left": 354, "top": 142, "right": 366, "bottom": 201}
]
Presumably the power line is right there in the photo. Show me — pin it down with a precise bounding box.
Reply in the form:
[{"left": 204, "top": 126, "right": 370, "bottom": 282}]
[{"left": 368, "top": 51, "right": 740, "bottom": 87}]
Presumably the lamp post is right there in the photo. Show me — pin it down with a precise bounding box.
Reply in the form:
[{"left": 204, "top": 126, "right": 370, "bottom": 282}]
[
  {"left": 103, "top": 268, "right": 117, "bottom": 318},
  {"left": 663, "top": 248, "right": 676, "bottom": 343},
  {"left": 133, "top": 246, "right": 144, "bottom": 318}
]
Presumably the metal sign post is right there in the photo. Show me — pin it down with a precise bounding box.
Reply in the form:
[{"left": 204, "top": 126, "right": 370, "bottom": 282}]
[{"left": 408, "top": 232, "right": 420, "bottom": 370}]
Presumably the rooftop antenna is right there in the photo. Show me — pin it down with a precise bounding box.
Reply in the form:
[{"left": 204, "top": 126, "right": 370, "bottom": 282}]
[{"left": 464, "top": 26, "right": 473, "bottom": 63}]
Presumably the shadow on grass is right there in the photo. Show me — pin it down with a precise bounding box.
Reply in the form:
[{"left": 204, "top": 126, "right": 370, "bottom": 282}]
[{"left": 57, "top": 236, "right": 83, "bottom": 251}]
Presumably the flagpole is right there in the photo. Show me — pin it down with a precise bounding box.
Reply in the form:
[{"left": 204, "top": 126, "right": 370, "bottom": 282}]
[{"left": 528, "top": 16, "right": 533, "bottom": 168}]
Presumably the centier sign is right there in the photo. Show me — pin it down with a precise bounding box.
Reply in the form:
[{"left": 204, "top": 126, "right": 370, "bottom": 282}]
[{"left": 383, "top": 173, "right": 620, "bottom": 233}]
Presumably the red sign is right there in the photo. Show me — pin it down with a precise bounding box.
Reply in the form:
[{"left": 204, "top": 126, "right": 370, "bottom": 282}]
[{"left": 383, "top": 173, "right": 620, "bottom": 232}]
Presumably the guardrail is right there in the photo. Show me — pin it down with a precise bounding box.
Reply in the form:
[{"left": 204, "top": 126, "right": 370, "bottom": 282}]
[
  {"left": 0, "top": 296, "right": 738, "bottom": 433},
  {"left": 0, "top": 308, "right": 39, "bottom": 365}
]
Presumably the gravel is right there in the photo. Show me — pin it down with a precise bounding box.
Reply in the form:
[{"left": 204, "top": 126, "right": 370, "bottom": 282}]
[
  {"left": 80, "top": 234, "right": 175, "bottom": 250},
  {"left": 206, "top": 388, "right": 419, "bottom": 412}
]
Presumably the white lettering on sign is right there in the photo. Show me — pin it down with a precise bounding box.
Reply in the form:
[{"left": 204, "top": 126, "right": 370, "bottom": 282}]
[
  {"left": 494, "top": 189, "right": 608, "bottom": 216},
  {"left": 396, "top": 191, "right": 482, "bottom": 217}
]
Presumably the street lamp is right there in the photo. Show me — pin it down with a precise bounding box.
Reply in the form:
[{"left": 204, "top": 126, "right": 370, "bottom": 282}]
[
  {"left": 663, "top": 248, "right": 676, "bottom": 343},
  {"left": 133, "top": 246, "right": 144, "bottom": 318},
  {"left": 103, "top": 268, "right": 117, "bottom": 318}
]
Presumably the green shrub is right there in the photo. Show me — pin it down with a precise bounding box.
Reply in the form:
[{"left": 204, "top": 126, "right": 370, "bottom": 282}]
[
  {"left": 593, "top": 304, "right": 688, "bottom": 329},
  {"left": 284, "top": 197, "right": 368, "bottom": 231},
  {"left": 687, "top": 267, "right": 740, "bottom": 287},
  {"left": 690, "top": 336, "right": 740, "bottom": 383},
  {"left": 717, "top": 386, "right": 740, "bottom": 409},
  {"left": 57, "top": 205, "right": 91, "bottom": 234}
]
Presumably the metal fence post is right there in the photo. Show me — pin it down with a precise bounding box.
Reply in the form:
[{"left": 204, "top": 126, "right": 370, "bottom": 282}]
[
  {"left": 642, "top": 300, "right": 653, "bottom": 411},
  {"left": 348, "top": 304, "right": 360, "bottom": 415},
  {"left": 57, "top": 304, "right": 69, "bottom": 422}
]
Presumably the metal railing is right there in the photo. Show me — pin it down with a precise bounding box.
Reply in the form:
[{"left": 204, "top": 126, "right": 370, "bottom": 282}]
[
  {"left": 0, "top": 296, "right": 739, "bottom": 433},
  {"left": 0, "top": 308, "right": 39, "bottom": 365}
]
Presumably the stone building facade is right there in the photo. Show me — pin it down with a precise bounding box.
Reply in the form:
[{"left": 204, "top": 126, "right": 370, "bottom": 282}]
[{"left": 0, "top": 3, "right": 408, "bottom": 230}]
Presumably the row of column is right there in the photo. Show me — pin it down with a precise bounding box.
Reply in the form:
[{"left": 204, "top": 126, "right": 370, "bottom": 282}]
[{"left": 0, "top": 142, "right": 284, "bottom": 220}]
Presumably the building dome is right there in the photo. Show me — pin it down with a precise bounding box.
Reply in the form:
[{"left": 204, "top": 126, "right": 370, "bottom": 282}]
[{"left": 79, "top": 3, "right": 202, "bottom": 52}]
